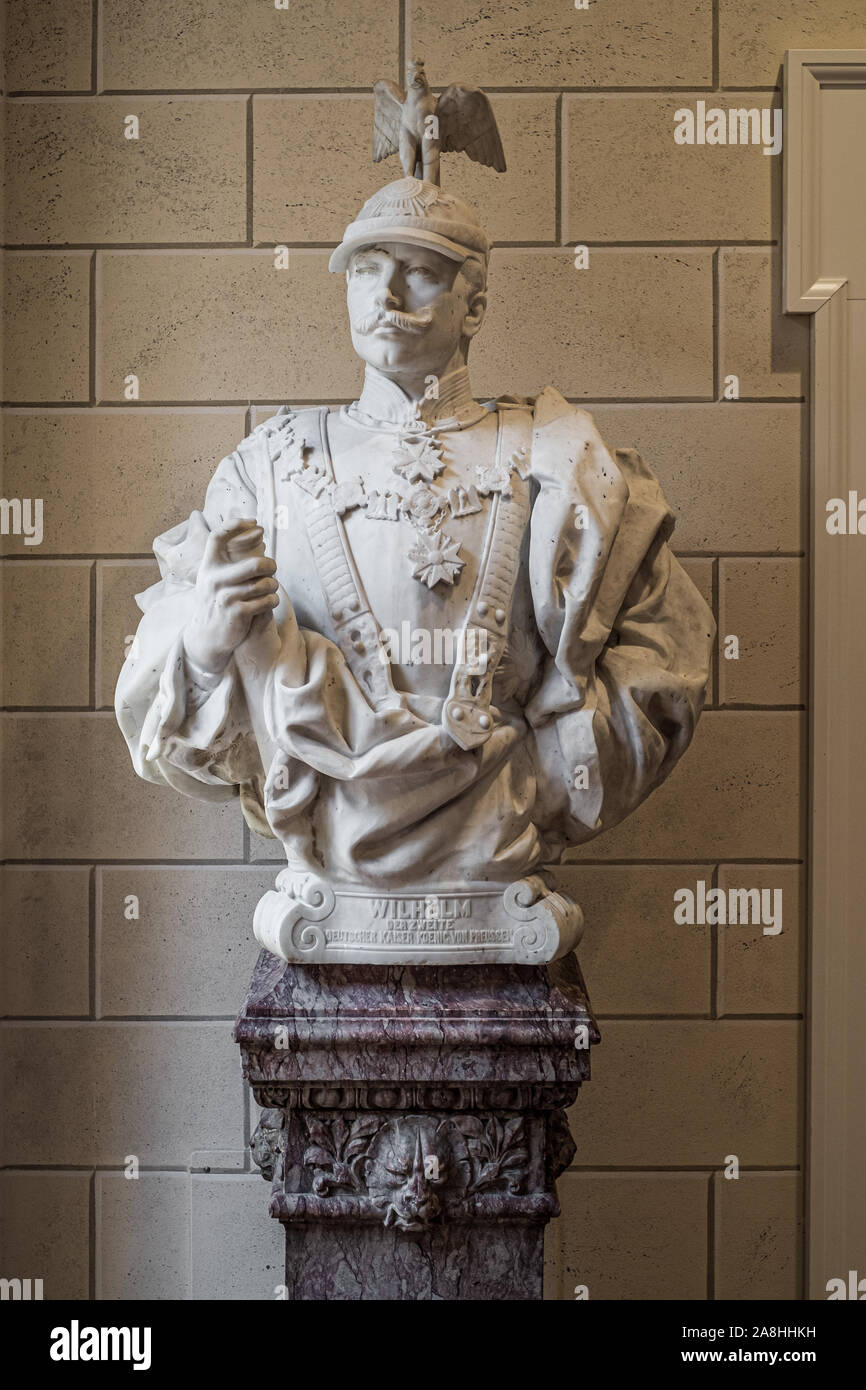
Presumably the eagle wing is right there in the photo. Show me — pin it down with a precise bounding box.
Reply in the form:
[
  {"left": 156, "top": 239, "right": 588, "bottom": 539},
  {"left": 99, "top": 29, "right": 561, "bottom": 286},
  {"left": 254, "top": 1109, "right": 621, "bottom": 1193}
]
[
  {"left": 373, "top": 80, "right": 405, "bottom": 163},
  {"left": 435, "top": 85, "right": 506, "bottom": 171}
]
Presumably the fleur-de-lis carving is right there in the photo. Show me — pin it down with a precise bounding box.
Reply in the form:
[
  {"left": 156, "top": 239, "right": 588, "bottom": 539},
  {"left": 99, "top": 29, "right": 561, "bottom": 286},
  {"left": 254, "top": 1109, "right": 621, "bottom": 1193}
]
[
  {"left": 303, "top": 1114, "right": 386, "bottom": 1197},
  {"left": 451, "top": 1115, "right": 528, "bottom": 1195}
]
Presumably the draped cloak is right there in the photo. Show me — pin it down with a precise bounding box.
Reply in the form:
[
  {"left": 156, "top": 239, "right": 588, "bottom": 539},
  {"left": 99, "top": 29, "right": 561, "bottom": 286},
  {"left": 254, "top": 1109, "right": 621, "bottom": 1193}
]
[{"left": 115, "top": 385, "right": 714, "bottom": 891}]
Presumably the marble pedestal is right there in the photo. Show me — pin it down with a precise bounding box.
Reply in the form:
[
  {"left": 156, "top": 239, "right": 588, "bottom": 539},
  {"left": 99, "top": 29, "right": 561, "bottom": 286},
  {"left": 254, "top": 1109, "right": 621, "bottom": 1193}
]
[{"left": 235, "top": 950, "right": 598, "bottom": 1301}]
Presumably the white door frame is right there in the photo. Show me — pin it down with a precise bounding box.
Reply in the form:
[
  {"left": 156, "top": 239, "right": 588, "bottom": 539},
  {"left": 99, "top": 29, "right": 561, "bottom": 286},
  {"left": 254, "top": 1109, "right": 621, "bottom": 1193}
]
[{"left": 783, "top": 49, "right": 866, "bottom": 1299}]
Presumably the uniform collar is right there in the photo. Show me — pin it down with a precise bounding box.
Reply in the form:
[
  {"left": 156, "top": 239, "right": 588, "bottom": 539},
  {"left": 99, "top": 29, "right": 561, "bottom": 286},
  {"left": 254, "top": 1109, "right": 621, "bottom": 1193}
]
[{"left": 348, "top": 364, "right": 487, "bottom": 432}]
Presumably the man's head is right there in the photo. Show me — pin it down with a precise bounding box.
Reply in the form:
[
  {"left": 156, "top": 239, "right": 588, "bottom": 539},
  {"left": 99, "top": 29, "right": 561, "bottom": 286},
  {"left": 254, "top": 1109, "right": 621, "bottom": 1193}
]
[
  {"left": 346, "top": 240, "right": 486, "bottom": 378},
  {"left": 329, "top": 178, "right": 491, "bottom": 382}
]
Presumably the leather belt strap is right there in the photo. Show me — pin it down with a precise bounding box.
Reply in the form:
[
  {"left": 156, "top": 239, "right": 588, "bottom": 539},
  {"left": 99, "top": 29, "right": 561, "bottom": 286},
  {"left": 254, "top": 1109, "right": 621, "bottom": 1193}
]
[
  {"left": 292, "top": 407, "right": 400, "bottom": 712},
  {"left": 442, "top": 405, "right": 533, "bottom": 750}
]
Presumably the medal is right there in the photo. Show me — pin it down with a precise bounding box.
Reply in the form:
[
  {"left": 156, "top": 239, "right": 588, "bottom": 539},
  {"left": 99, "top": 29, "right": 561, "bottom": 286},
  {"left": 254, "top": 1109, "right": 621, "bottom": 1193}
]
[
  {"left": 407, "top": 532, "right": 465, "bottom": 589},
  {"left": 294, "top": 399, "right": 524, "bottom": 589}
]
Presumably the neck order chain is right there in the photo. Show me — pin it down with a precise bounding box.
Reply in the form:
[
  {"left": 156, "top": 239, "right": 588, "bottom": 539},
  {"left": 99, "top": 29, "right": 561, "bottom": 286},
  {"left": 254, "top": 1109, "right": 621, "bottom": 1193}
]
[{"left": 280, "top": 402, "right": 528, "bottom": 590}]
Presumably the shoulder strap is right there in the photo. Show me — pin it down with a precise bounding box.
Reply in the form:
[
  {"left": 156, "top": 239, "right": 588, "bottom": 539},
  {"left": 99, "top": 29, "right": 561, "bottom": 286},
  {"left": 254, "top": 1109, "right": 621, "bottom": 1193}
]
[
  {"left": 290, "top": 408, "right": 400, "bottom": 712},
  {"left": 443, "top": 405, "right": 533, "bottom": 749}
]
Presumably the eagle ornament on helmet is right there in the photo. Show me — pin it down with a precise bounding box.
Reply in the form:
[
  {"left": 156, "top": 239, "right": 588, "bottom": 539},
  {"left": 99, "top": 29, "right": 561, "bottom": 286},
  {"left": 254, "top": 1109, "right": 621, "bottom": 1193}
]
[{"left": 330, "top": 61, "right": 505, "bottom": 276}]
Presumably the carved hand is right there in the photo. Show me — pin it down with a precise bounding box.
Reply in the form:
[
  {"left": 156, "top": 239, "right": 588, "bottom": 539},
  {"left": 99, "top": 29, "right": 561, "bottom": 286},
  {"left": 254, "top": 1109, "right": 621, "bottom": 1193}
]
[{"left": 182, "top": 520, "right": 278, "bottom": 677}]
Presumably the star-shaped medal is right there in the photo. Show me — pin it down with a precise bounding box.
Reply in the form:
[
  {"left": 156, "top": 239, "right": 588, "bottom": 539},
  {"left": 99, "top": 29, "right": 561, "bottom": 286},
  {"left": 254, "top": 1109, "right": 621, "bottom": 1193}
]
[
  {"left": 392, "top": 436, "right": 446, "bottom": 484},
  {"left": 407, "top": 532, "right": 465, "bottom": 589}
]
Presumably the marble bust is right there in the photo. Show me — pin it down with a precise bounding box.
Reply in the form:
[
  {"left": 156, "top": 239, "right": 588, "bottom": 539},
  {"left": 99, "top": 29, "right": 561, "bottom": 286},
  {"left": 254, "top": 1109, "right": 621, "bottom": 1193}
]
[{"left": 116, "top": 176, "right": 714, "bottom": 966}]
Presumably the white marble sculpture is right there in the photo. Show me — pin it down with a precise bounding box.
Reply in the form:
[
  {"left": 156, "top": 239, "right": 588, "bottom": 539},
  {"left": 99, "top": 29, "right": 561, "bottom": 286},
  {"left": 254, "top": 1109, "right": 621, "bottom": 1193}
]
[{"left": 116, "top": 150, "right": 713, "bottom": 966}]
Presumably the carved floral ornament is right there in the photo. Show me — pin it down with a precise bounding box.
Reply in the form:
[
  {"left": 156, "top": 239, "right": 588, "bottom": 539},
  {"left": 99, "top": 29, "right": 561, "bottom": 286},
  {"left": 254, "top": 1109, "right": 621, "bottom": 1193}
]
[{"left": 303, "top": 1112, "right": 529, "bottom": 1233}]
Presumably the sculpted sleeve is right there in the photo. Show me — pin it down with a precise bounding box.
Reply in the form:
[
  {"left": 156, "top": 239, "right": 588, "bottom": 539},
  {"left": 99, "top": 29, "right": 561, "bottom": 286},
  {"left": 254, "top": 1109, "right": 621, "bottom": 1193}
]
[
  {"left": 524, "top": 386, "right": 714, "bottom": 858},
  {"left": 114, "top": 442, "right": 265, "bottom": 820}
]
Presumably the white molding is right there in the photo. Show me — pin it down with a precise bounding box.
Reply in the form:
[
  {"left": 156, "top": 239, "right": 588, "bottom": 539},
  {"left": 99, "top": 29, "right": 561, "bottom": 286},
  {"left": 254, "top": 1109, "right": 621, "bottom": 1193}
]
[
  {"left": 783, "top": 51, "right": 866, "bottom": 312},
  {"left": 783, "top": 50, "right": 866, "bottom": 1300}
]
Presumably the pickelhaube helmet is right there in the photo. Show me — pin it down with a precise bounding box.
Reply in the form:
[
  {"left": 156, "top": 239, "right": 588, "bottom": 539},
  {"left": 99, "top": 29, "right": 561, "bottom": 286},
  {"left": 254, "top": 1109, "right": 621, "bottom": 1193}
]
[{"left": 328, "top": 176, "right": 491, "bottom": 273}]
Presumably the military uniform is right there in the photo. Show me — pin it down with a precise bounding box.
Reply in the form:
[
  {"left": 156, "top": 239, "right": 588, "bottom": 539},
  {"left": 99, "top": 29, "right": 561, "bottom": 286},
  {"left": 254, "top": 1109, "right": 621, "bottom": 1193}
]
[
  {"left": 115, "top": 178, "right": 713, "bottom": 961},
  {"left": 116, "top": 366, "right": 712, "bottom": 888}
]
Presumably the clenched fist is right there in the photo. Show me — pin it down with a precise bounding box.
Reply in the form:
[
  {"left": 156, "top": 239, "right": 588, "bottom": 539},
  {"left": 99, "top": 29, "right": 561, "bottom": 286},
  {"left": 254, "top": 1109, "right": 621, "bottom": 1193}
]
[{"left": 182, "top": 519, "right": 279, "bottom": 677}]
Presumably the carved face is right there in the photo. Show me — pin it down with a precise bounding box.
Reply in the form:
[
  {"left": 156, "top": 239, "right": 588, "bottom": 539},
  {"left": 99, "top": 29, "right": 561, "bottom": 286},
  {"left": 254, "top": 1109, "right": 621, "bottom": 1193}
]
[
  {"left": 346, "top": 241, "right": 486, "bottom": 379},
  {"left": 365, "top": 1119, "right": 445, "bottom": 1231}
]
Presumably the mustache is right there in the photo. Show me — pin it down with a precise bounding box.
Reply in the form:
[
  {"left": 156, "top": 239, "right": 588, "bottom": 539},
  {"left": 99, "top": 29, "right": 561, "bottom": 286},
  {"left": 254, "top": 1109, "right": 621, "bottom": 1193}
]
[{"left": 352, "top": 306, "right": 434, "bottom": 336}]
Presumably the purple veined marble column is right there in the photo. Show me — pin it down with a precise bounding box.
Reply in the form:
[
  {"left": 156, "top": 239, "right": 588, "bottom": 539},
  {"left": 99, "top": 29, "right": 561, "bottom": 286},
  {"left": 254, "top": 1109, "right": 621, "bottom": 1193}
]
[{"left": 235, "top": 952, "right": 598, "bottom": 1301}]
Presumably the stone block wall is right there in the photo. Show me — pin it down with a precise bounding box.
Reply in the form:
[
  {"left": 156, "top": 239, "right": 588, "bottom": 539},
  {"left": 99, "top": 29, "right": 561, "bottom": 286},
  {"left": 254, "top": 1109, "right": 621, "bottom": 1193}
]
[{"left": 4, "top": 0, "right": 852, "bottom": 1299}]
